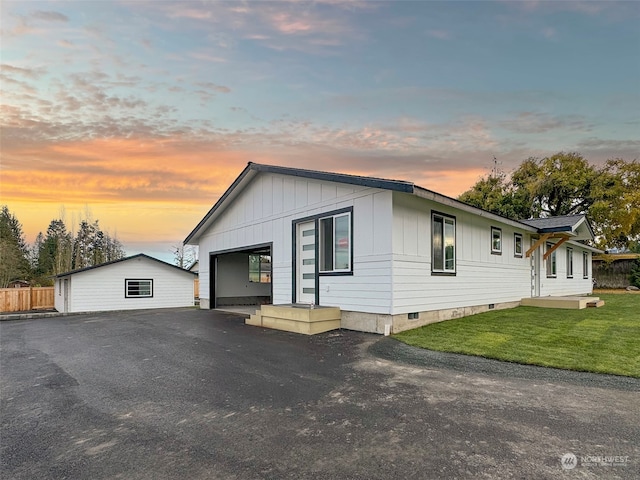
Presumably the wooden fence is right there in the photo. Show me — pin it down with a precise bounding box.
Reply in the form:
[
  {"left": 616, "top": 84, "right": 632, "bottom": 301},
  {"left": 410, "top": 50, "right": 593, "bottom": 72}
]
[
  {"left": 592, "top": 254, "right": 640, "bottom": 289},
  {"left": 0, "top": 287, "right": 55, "bottom": 313}
]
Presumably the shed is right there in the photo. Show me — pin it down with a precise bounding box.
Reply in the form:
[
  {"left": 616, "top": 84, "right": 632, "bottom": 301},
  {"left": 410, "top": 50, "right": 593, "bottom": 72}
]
[{"left": 54, "top": 254, "right": 196, "bottom": 313}]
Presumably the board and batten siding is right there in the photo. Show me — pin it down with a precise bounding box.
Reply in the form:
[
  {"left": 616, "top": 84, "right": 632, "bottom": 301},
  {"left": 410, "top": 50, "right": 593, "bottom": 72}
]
[
  {"left": 391, "top": 192, "right": 532, "bottom": 314},
  {"left": 197, "top": 172, "right": 395, "bottom": 313},
  {"left": 539, "top": 244, "right": 593, "bottom": 297},
  {"left": 55, "top": 257, "right": 194, "bottom": 313}
]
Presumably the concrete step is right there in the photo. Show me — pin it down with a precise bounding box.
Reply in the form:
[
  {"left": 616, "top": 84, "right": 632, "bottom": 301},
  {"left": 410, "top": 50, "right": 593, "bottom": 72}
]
[
  {"left": 245, "top": 312, "right": 263, "bottom": 327},
  {"left": 245, "top": 305, "right": 341, "bottom": 335}
]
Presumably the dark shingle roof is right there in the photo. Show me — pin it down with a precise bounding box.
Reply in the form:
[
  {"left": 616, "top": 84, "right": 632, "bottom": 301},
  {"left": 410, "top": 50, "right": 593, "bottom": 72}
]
[
  {"left": 520, "top": 214, "right": 588, "bottom": 233},
  {"left": 55, "top": 253, "right": 197, "bottom": 278}
]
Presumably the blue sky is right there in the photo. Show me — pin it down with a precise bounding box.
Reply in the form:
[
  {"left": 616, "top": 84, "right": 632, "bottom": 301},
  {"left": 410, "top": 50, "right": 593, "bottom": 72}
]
[{"left": 1, "top": 0, "right": 639, "bottom": 262}]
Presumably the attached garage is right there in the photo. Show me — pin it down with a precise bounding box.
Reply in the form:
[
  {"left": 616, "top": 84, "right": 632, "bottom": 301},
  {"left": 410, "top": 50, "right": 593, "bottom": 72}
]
[
  {"left": 54, "top": 254, "right": 197, "bottom": 314},
  {"left": 210, "top": 243, "right": 272, "bottom": 309}
]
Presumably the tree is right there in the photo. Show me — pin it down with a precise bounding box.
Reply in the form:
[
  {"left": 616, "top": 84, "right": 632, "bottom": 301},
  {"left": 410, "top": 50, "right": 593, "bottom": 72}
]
[
  {"left": 72, "top": 219, "right": 125, "bottom": 270},
  {"left": 590, "top": 159, "right": 640, "bottom": 250},
  {"left": 0, "top": 206, "right": 31, "bottom": 287},
  {"left": 172, "top": 244, "right": 196, "bottom": 269},
  {"left": 458, "top": 172, "right": 531, "bottom": 220},
  {"left": 511, "top": 152, "right": 602, "bottom": 218}
]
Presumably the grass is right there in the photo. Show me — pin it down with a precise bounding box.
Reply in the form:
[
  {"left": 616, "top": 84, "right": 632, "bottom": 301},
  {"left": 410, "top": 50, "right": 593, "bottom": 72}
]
[{"left": 393, "top": 293, "right": 640, "bottom": 378}]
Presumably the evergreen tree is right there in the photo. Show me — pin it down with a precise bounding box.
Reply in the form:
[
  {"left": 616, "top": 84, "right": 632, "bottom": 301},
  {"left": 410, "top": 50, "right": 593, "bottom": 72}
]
[{"left": 0, "top": 206, "right": 31, "bottom": 287}]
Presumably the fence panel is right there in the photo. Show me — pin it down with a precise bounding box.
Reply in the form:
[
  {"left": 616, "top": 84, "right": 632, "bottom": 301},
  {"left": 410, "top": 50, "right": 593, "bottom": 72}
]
[
  {"left": 0, "top": 287, "right": 55, "bottom": 313},
  {"left": 31, "top": 287, "right": 55, "bottom": 310}
]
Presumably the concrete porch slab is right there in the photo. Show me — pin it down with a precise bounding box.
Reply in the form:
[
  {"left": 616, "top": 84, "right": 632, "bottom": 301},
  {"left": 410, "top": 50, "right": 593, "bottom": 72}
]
[{"left": 521, "top": 296, "right": 600, "bottom": 310}]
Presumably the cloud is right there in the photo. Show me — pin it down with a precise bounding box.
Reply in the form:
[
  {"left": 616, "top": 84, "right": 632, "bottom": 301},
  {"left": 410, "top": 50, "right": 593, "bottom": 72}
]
[
  {"left": 195, "top": 82, "right": 231, "bottom": 94},
  {"left": 31, "top": 11, "right": 69, "bottom": 22},
  {"left": 427, "top": 29, "right": 451, "bottom": 40},
  {"left": 499, "top": 112, "right": 592, "bottom": 134}
]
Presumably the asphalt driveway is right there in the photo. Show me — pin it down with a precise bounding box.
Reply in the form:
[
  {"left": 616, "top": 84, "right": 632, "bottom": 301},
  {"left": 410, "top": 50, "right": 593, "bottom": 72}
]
[{"left": 1, "top": 309, "right": 638, "bottom": 479}]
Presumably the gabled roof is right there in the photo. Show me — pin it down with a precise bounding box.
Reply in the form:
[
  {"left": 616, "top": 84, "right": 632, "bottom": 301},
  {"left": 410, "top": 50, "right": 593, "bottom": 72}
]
[
  {"left": 184, "top": 162, "right": 598, "bottom": 247},
  {"left": 55, "top": 253, "right": 198, "bottom": 278},
  {"left": 520, "top": 214, "right": 594, "bottom": 240}
]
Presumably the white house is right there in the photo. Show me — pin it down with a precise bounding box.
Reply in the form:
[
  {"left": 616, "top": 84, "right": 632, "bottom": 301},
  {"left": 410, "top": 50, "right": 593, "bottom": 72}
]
[
  {"left": 54, "top": 254, "right": 197, "bottom": 314},
  {"left": 184, "top": 163, "right": 600, "bottom": 334}
]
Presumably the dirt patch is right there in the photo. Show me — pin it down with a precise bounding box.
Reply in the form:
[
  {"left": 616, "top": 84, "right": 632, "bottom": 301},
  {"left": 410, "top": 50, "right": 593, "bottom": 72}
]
[{"left": 593, "top": 289, "right": 640, "bottom": 294}]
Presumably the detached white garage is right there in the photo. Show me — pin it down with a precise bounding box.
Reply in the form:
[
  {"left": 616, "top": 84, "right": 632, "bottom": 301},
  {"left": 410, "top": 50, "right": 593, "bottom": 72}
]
[{"left": 54, "top": 254, "right": 197, "bottom": 314}]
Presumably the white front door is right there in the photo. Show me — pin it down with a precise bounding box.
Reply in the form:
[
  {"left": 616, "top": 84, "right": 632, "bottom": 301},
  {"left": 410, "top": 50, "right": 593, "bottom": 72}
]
[
  {"left": 297, "top": 221, "right": 316, "bottom": 304},
  {"left": 531, "top": 239, "right": 541, "bottom": 297}
]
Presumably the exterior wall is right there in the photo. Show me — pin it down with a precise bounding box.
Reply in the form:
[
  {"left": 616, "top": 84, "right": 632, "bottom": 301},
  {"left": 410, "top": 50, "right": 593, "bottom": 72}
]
[
  {"left": 390, "top": 192, "right": 533, "bottom": 316},
  {"left": 56, "top": 257, "right": 194, "bottom": 313},
  {"left": 539, "top": 244, "right": 593, "bottom": 296},
  {"left": 197, "top": 172, "right": 394, "bottom": 314}
]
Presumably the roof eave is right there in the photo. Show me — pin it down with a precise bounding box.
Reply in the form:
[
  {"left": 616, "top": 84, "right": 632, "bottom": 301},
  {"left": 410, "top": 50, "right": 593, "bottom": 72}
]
[{"left": 412, "top": 187, "right": 539, "bottom": 232}]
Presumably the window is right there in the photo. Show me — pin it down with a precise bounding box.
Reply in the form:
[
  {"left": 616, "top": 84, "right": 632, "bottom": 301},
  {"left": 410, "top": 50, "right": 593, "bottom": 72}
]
[
  {"left": 566, "top": 248, "right": 573, "bottom": 278},
  {"left": 546, "top": 243, "right": 557, "bottom": 278},
  {"left": 583, "top": 252, "right": 589, "bottom": 279},
  {"left": 319, "top": 212, "right": 351, "bottom": 273},
  {"left": 514, "top": 233, "right": 523, "bottom": 258},
  {"left": 432, "top": 213, "right": 456, "bottom": 274},
  {"left": 249, "top": 254, "right": 271, "bottom": 283},
  {"left": 125, "top": 279, "right": 153, "bottom": 298},
  {"left": 491, "top": 227, "right": 502, "bottom": 255}
]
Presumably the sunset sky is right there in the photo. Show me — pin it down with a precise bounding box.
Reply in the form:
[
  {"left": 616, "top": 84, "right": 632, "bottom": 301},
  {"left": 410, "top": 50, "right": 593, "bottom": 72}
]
[{"left": 2, "top": 1, "right": 639, "bottom": 263}]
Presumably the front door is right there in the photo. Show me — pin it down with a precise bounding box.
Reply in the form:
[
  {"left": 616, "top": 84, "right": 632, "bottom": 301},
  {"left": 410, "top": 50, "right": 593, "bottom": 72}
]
[
  {"left": 531, "top": 239, "right": 541, "bottom": 297},
  {"left": 296, "top": 220, "right": 316, "bottom": 304}
]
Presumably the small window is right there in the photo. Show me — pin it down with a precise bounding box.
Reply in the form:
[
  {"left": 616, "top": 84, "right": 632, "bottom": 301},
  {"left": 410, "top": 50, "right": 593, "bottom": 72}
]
[
  {"left": 514, "top": 233, "right": 523, "bottom": 258},
  {"left": 125, "top": 279, "right": 153, "bottom": 298},
  {"left": 546, "top": 243, "right": 557, "bottom": 278},
  {"left": 249, "top": 254, "right": 271, "bottom": 283},
  {"left": 566, "top": 248, "right": 573, "bottom": 278},
  {"left": 319, "top": 212, "right": 351, "bottom": 273},
  {"left": 491, "top": 227, "right": 502, "bottom": 255},
  {"left": 432, "top": 213, "right": 456, "bottom": 274},
  {"left": 583, "top": 252, "right": 589, "bottom": 279}
]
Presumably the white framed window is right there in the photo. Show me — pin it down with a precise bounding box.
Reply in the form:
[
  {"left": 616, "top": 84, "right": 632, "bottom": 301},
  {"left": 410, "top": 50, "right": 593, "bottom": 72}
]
[
  {"left": 546, "top": 243, "right": 557, "bottom": 278},
  {"left": 249, "top": 254, "right": 271, "bottom": 283},
  {"left": 491, "top": 227, "right": 502, "bottom": 255},
  {"left": 432, "top": 212, "right": 456, "bottom": 274},
  {"left": 566, "top": 248, "right": 574, "bottom": 278},
  {"left": 514, "top": 233, "right": 523, "bottom": 258},
  {"left": 583, "top": 252, "right": 589, "bottom": 279},
  {"left": 319, "top": 212, "right": 351, "bottom": 273},
  {"left": 125, "top": 279, "right": 153, "bottom": 298}
]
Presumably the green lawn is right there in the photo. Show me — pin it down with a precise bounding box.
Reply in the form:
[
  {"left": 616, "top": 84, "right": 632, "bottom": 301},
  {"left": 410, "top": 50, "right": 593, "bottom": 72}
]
[{"left": 393, "top": 294, "right": 640, "bottom": 377}]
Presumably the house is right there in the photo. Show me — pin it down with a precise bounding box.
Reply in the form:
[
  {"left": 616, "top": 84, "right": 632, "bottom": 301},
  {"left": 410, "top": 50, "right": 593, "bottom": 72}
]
[
  {"left": 184, "top": 163, "right": 600, "bottom": 334},
  {"left": 54, "top": 254, "right": 197, "bottom": 314}
]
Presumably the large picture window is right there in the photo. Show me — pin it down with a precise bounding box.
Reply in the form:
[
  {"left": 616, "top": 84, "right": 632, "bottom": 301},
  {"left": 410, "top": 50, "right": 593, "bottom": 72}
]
[
  {"left": 546, "top": 243, "right": 557, "bottom": 278},
  {"left": 319, "top": 212, "right": 351, "bottom": 273},
  {"left": 125, "top": 279, "right": 153, "bottom": 298},
  {"left": 432, "top": 212, "right": 456, "bottom": 274}
]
